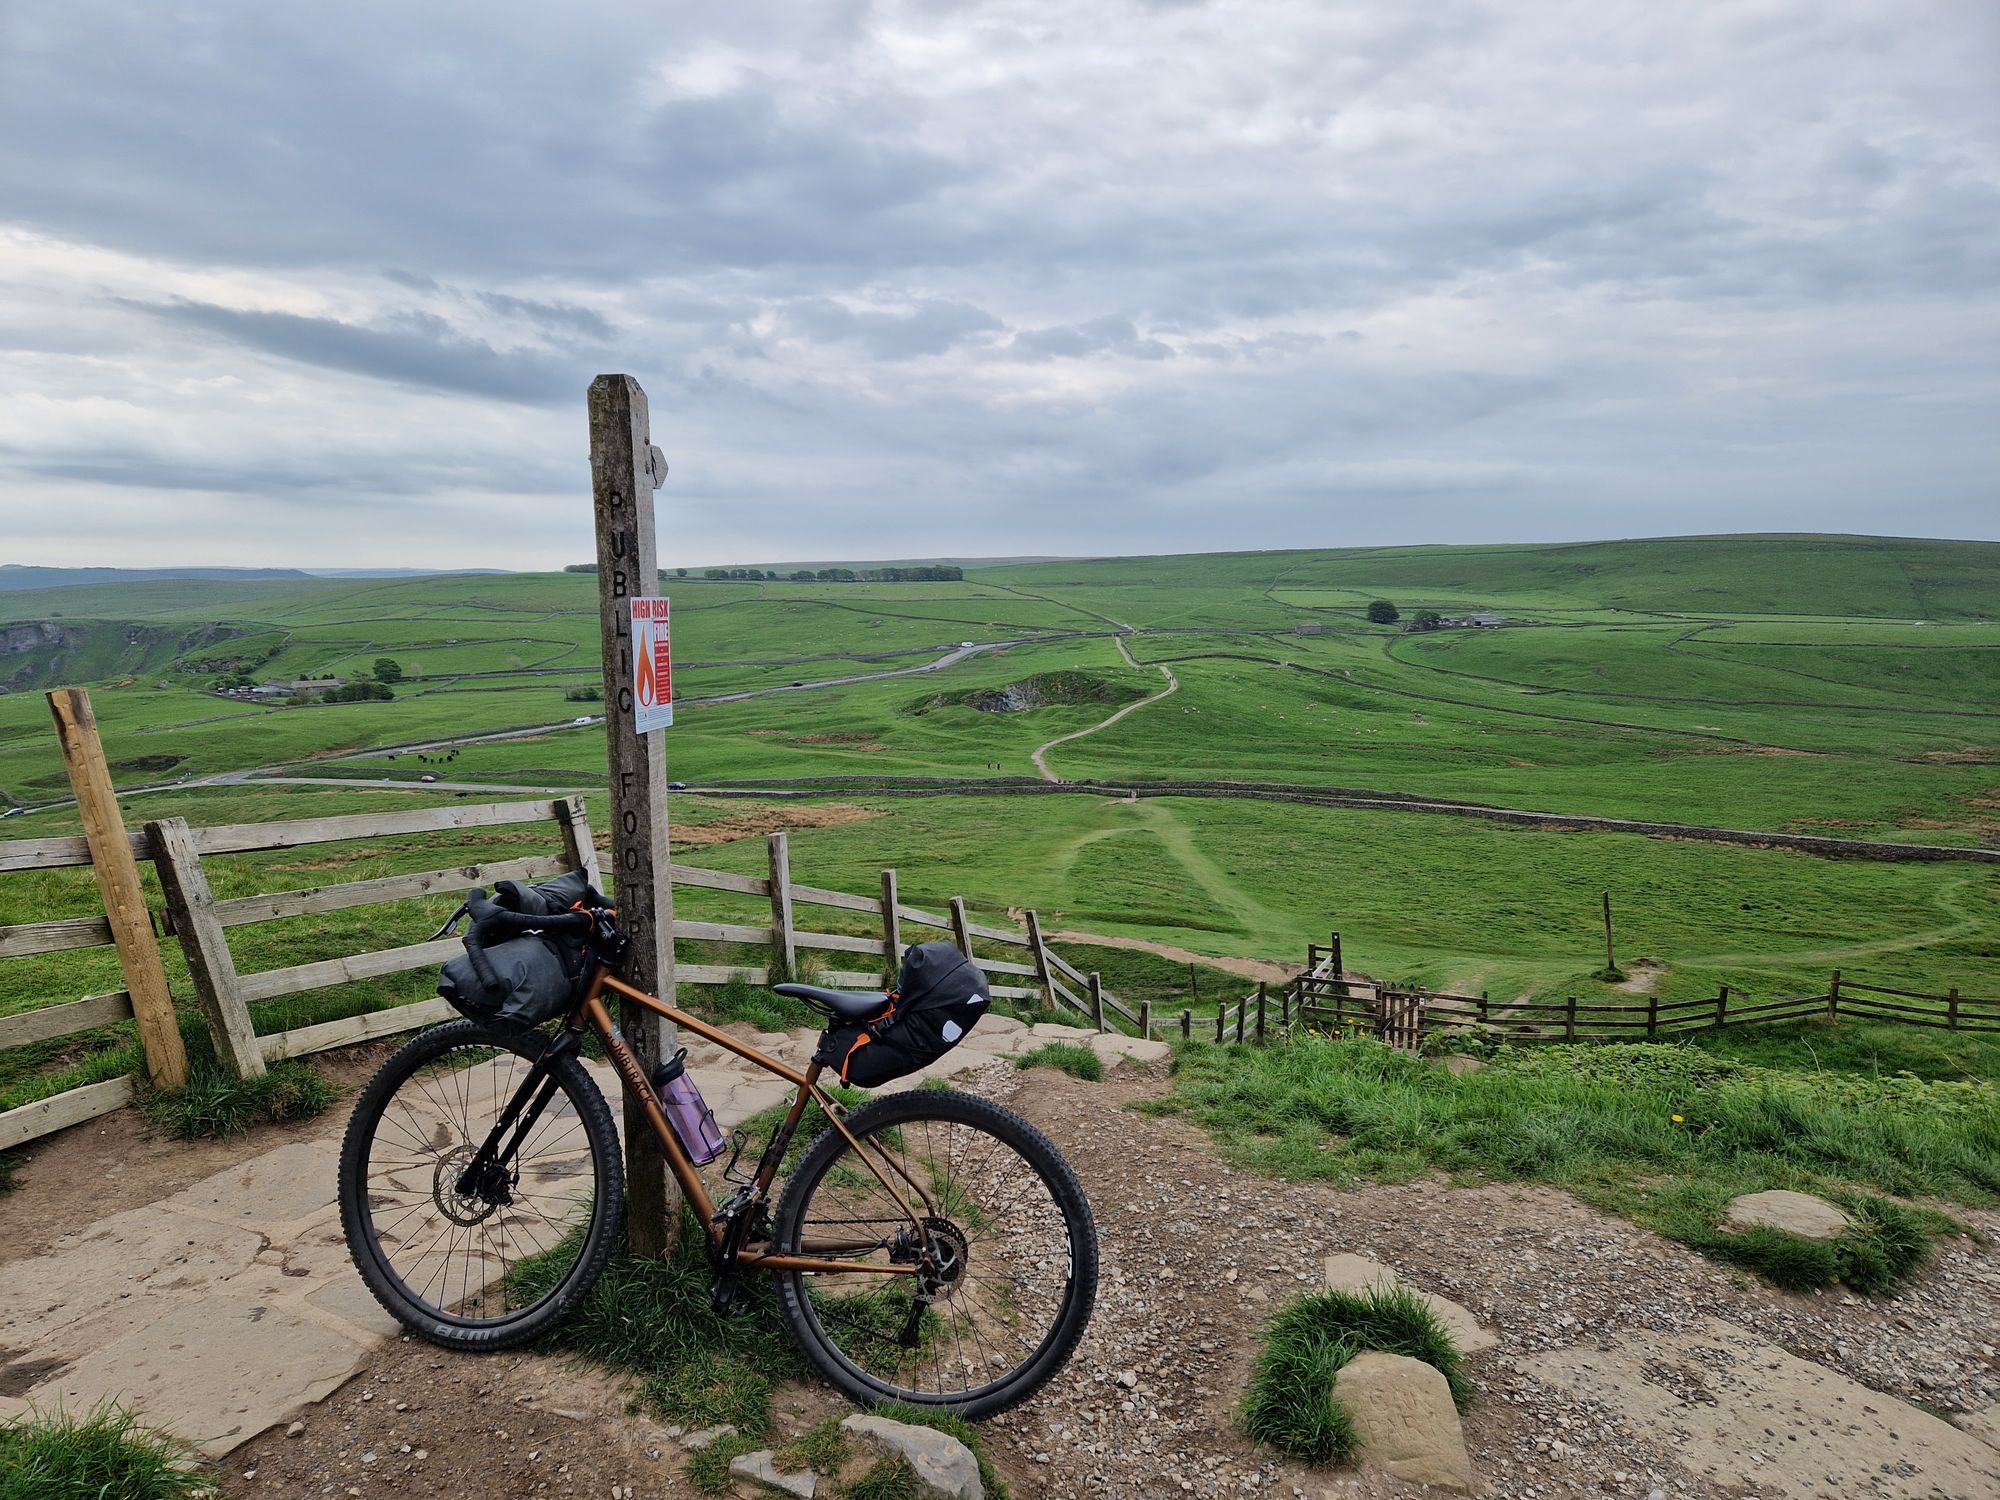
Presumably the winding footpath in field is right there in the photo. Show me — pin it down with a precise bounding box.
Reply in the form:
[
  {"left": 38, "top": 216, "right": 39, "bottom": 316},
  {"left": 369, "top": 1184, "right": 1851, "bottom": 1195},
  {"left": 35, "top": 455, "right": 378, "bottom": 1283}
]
[{"left": 1031, "top": 635, "right": 1179, "bottom": 782}]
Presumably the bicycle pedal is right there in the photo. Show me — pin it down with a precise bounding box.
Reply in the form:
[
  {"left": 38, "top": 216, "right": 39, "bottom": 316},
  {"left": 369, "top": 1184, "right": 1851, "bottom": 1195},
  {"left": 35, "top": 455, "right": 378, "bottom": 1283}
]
[{"left": 709, "top": 1275, "right": 751, "bottom": 1318}]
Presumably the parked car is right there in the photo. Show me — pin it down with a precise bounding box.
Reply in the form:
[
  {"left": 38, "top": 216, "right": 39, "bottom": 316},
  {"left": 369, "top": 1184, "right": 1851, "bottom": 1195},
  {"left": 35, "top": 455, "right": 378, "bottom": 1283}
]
[
  {"left": 791, "top": 680, "right": 805, "bottom": 687},
  {"left": 419, "top": 773, "right": 438, "bottom": 783},
  {"left": 571, "top": 715, "right": 593, "bottom": 726},
  {"left": 668, "top": 781, "right": 688, "bottom": 790}
]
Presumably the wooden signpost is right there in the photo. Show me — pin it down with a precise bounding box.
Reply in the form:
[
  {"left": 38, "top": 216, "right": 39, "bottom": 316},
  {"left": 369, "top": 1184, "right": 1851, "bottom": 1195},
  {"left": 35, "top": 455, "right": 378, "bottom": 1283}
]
[{"left": 588, "top": 374, "right": 679, "bottom": 1257}]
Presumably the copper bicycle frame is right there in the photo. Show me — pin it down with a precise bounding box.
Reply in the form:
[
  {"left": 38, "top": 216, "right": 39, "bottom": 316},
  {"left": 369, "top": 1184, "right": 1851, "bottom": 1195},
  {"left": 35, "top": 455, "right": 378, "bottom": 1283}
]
[{"left": 568, "top": 965, "right": 931, "bottom": 1279}]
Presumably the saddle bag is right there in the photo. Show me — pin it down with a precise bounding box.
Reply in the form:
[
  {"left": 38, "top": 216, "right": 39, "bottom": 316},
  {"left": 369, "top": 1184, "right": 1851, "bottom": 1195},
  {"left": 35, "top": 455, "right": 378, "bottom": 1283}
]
[
  {"left": 437, "top": 870, "right": 602, "bottom": 1027},
  {"left": 814, "top": 940, "right": 990, "bottom": 1087}
]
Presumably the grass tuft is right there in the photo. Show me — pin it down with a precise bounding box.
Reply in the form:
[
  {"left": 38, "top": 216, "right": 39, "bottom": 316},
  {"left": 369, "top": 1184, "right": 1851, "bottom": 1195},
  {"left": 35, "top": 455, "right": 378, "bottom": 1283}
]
[
  {"left": 0, "top": 1401, "right": 215, "bottom": 1500},
  {"left": 1164, "top": 1034, "right": 1991, "bottom": 1293},
  {"left": 1242, "top": 1285, "right": 1470, "bottom": 1465},
  {"left": 1015, "top": 1042, "right": 1103, "bottom": 1081},
  {"left": 508, "top": 1205, "right": 807, "bottom": 1439},
  {"left": 139, "top": 1055, "right": 336, "bottom": 1140},
  {"left": 683, "top": 1432, "right": 764, "bottom": 1495}
]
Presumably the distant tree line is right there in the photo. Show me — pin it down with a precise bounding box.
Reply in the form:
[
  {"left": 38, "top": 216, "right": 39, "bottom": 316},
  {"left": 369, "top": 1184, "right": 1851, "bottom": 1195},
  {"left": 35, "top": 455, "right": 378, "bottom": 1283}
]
[{"left": 699, "top": 565, "right": 963, "bottom": 583}]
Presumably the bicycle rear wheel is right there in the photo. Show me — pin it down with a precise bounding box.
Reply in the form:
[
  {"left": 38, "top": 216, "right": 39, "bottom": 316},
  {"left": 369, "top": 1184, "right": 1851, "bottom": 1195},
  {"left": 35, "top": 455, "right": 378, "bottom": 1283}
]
[
  {"left": 772, "top": 1088, "right": 1097, "bottom": 1418},
  {"left": 338, "top": 1018, "right": 623, "bottom": 1349}
]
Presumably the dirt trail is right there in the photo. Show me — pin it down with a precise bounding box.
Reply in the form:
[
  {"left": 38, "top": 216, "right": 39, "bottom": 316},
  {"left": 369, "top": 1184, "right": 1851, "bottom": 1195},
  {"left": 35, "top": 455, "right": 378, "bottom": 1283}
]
[
  {"left": 1036, "top": 926, "right": 1298, "bottom": 985},
  {"left": 1031, "top": 635, "right": 1179, "bottom": 782}
]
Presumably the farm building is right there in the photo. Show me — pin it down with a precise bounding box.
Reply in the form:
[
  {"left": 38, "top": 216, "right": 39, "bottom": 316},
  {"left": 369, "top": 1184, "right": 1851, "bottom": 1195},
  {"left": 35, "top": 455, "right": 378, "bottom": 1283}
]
[{"left": 1294, "top": 621, "right": 1324, "bottom": 636}]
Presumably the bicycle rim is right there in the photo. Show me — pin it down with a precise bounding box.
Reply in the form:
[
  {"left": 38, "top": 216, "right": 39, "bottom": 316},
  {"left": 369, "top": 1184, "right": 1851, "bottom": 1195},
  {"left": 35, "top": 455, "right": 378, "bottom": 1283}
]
[
  {"left": 776, "top": 1091, "right": 1095, "bottom": 1411},
  {"left": 347, "top": 1029, "right": 613, "bottom": 1331}
]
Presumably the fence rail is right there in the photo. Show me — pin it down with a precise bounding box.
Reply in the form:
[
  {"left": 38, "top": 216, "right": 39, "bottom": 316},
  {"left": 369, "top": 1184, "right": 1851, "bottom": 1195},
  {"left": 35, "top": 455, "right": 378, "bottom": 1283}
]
[
  {"left": 1270, "top": 944, "right": 2000, "bottom": 1051},
  {"left": 4, "top": 787, "right": 1143, "bottom": 1147}
]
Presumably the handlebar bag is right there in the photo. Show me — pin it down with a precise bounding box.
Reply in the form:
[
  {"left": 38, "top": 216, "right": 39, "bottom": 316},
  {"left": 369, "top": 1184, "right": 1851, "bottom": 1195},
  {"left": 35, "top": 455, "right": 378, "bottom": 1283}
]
[
  {"left": 437, "top": 869, "right": 605, "bottom": 1026},
  {"left": 813, "top": 940, "right": 990, "bottom": 1087}
]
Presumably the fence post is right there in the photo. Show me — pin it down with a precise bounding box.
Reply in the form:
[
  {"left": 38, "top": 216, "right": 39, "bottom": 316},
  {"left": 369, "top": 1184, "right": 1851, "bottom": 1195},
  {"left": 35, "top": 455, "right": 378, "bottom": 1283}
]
[
  {"left": 555, "top": 795, "right": 603, "bottom": 889},
  {"left": 949, "top": 896, "right": 973, "bottom": 958},
  {"left": 1948, "top": 987, "right": 1960, "bottom": 1031},
  {"left": 1235, "top": 995, "right": 1247, "bottom": 1044},
  {"left": 1088, "top": 972, "right": 1106, "bottom": 1032},
  {"left": 880, "top": 869, "right": 902, "bottom": 978},
  {"left": 1330, "top": 929, "right": 1342, "bottom": 976},
  {"left": 1716, "top": 985, "right": 1729, "bottom": 1029},
  {"left": 148, "top": 816, "right": 263, "bottom": 1079},
  {"left": 1280, "top": 983, "right": 1291, "bottom": 1028},
  {"left": 1254, "top": 981, "right": 1267, "bottom": 1045},
  {"left": 1024, "top": 909, "right": 1054, "bottom": 1012},
  {"left": 1216, "top": 1000, "right": 1226, "bottom": 1042},
  {"left": 1477, "top": 990, "right": 1489, "bottom": 1033},
  {"left": 767, "top": 832, "right": 796, "bottom": 981},
  {"left": 46, "top": 689, "right": 189, "bottom": 1092},
  {"left": 1827, "top": 968, "right": 1840, "bottom": 1022},
  {"left": 1646, "top": 987, "right": 1659, "bottom": 1038},
  {"left": 1564, "top": 994, "right": 1576, "bottom": 1042},
  {"left": 588, "top": 372, "right": 678, "bottom": 1259},
  {"left": 1140, "top": 999, "right": 1153, "bottom": 1038},
  {"left": 1181, "top": 1008, "right": 1192, "bottom": 1040}
]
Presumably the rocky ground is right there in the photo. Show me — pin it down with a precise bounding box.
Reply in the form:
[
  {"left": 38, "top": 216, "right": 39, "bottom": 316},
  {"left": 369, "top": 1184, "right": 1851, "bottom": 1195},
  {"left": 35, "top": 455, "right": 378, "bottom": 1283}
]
[{"left": 7, "top": 1040, "right": 1996, "bottom": 1499}]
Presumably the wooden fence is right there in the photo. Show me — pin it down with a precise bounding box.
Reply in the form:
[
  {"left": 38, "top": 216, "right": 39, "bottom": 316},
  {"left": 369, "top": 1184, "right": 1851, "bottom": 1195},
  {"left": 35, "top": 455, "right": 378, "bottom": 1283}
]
[
  {"left": 1, "top": 793, "right": 1144, "bottom": 1148},
  {"left": 1279, "top": 939, "right": 1999, "bottom": 1052}
]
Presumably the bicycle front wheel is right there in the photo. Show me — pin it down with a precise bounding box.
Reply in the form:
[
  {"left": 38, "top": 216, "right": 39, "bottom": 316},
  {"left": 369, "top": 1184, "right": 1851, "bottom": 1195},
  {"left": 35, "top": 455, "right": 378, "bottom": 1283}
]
[
  {"left": 338, "top": 1018, "right": 624, "bottom": 1350},
  {"left": 772, "top": 1088, "right": 1098, "bottom": 1418}
]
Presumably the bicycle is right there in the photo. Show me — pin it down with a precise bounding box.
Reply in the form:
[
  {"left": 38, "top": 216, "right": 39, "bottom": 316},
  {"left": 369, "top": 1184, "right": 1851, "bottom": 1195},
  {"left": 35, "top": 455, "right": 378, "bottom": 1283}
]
[{"left": 337, "top": 889, "right": 1099, "bottom": 1417}]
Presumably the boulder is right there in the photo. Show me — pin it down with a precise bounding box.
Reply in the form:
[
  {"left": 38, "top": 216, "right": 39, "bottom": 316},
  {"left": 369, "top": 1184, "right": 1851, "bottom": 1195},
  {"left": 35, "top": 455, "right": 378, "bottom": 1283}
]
[
  {"left": 1331, "top": 1351, "right": 1476, "bottom": 1492},
  {"left": 839, "top": 1414, "right": 982, "bottom": 1499},
  {"left": 1323, "top": 1253, "right": 1498, "bottom": 1354},
  {"left": 1087, "top": 1031, "right": 1172, "bottom": 1065},
  {"left": 728, "top": 1449, "right": 816, "bottom": 1498},
  {"left": 1439, "top": 1054, "right": 1484, "bottom": 1075},
  {"left": 1721, "top": 1190, "right": 1852, "bottom": 1241}
]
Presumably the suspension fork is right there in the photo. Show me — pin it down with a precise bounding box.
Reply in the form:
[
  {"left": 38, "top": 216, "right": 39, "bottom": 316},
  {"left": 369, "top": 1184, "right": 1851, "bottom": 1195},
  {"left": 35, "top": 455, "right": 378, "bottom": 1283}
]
[{"left": 454, "top": 1027, "right": 583, "bottom": 1197}]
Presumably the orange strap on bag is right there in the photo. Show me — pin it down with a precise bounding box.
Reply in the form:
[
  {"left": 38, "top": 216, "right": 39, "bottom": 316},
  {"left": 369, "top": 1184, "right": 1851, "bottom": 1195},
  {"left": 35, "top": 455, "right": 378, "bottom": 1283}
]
[{"left": 838, "top": 991, "right": 898, "bottom": 1084}]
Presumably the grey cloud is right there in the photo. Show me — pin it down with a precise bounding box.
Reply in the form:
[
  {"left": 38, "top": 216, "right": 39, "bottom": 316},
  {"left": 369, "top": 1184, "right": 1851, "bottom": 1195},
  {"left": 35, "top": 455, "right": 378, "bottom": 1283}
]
[
  {"left": 783, "top": 297, "right": 1001, "bottom": 358},
  {"left": 119, "top": 298, "right": 580, "bottom": 405},
  {"left": 1008, "top": 316, "right": 1175, "bottom": 362}
]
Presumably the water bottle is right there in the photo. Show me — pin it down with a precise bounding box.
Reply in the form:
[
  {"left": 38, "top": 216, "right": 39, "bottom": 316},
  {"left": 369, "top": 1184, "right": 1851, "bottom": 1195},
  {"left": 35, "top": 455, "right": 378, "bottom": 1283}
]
[{"left": 650, "top": 1048, "right": 725, "bottom": 1165}]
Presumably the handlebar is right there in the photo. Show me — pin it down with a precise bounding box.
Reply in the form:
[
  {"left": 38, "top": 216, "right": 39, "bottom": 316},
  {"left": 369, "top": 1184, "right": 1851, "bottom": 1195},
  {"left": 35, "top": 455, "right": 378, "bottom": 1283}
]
[{"left": 448, "top": 886, "right": 604, "bottom": 999}]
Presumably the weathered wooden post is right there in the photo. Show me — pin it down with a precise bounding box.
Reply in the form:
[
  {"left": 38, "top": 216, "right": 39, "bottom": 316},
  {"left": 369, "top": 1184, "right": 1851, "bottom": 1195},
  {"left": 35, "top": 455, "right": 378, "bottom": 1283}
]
[
  {"left": 1255, "top": 981, "right": 1267, "bottom": 1046},
  {"left": 767, "top": 832, "right": 796, "bottom": 981},
  {"left": 1140, "top": 999, "right": 1153, "bottom": 1038},
  {"left": 1329, "top": 929, "right": 1342, "bottom": 976},
  {"left": 48, "top": 690, "right": 188, "bottom": 1091},
  {"left": 1215, "top": 1000, "right": 1225, "bottom": 1043},
  {"left": 1087, "top": 972, "right": 1106, "bottom": 1032},
  {"left": 1646, "top": 987, "right": 1659, "bottom": 1038},
  {"left": 1827, "top": 969, "right": 1841, "bottom": 1023},
  {"left": 1601, "top": 890, "right": 1617, "bottom": 974},
  {"left": 1947, "top": 987, "right": 1960, "bottom": 1031},
  {"left": 588, "top": 373, "right": 678, "bottom": 1258},
  {"left": 948, "top": 896, "right": 973, "bottom": 958},
  {"left": 1235, "top": 996, "right": 1246, "bottom": 1044},
  {"left": 148, "top": 816, "right": 261, "bottom": 1078},
  {"left": 1024, "top": 909, "right": 1054, "bottom": 1012},
  {"left": 880, "top": 869, "right": 903, "bottom": 977},
  {"left": 1715, "top": 985, "right": 1730, "bottom": 1029},
  {"left": 1564, "top": 994, "right": 1576, "bottom": 1042},
  {"left": 1180, "top": 1008, "right": 1192, "bottom": 1040},
  {"left": 555, "top": 795, "right": 602, "bottom": 888}
]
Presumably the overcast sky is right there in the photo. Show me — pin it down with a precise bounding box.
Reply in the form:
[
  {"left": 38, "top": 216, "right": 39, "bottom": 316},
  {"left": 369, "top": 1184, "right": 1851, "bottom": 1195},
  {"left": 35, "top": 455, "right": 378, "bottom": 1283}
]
[{"left": 1, "top": 1, "right": 1995, "bottom": 569}]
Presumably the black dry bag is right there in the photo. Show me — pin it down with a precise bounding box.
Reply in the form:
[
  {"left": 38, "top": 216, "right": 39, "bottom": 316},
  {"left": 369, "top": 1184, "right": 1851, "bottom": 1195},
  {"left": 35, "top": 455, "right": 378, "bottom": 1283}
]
[
  {"left": 436, "top": 870, "right": 602, "bottom": 1027},
  {"left": 814, "top": 940, "right": 989, "bottom": 1087}
]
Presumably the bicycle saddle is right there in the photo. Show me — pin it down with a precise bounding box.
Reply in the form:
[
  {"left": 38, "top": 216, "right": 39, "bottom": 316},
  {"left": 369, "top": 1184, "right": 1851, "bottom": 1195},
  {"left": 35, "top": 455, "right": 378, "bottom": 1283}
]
[{"left": 773, "top": 982, "right": 892, "bottom": 1023}]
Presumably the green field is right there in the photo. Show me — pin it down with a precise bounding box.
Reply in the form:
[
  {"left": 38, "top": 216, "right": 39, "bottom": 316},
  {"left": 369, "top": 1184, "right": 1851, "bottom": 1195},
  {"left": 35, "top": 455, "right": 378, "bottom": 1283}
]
[{"left": 2, "top": 533, "right": 1996, "bottom": 1112}]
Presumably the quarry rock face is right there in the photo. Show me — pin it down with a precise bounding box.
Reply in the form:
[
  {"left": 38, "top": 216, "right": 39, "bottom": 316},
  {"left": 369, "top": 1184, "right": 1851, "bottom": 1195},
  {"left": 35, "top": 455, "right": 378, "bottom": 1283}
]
[{"left": 1721, "top": 1189, "right": 1852, "bottom": 1240}]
